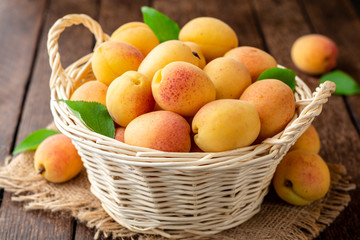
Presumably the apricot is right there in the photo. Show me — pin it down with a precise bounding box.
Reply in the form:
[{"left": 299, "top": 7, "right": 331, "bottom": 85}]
[
  {"left": 290, "top": 124, "right": 320, "bottom": 153},
  {"left": 110, "top": 22, "right": 159, "bottom": 57},
  {"left": 114, "top": 127, "right": 126, "bottom": 142},
  {"left": 152, "top": 61, "right": 216, "bottom": 117},
  {"left": 34, "top": 134, "right": 83, "bottom": 183},
  {"left": 124, "top": 110, "right": 191, "bottom": 152},
  {"left": 272, "top": 150, "right": 330, "bottom": 205},
  {"left": 70, "top": 80, "right": 108, "bottom": 106},
  {"left": 183, "top": 41, "right": 206, "bottom": 69},
  {"left": 203, "top": 57, "right": 252, "bottom": 99},
  {"left": 179, "top": 17, "right": 238, "bottom": 61},
  {"left": 240, "top": 79, "right": 295, "bottom": 141},
  {"left": 224, "top": 46, "right": 277, "bottom": 82},
  {"left": 106, "top": 71, "right": 155, "bottom": 127},
  {"left": 291, "top": 34, "right": 338, "bottom": 75},
  {"left": 138, "top": 40, "right": 200, "bottom": 80},
  {"left": 91, "top": 41, "right": 144, "bottom": 86},
  {"left": 192, "top": 99, "right": 260, "bottom": 152}
]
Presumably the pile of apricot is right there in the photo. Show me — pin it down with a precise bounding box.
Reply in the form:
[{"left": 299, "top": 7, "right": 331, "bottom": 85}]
[{"left": 70, "top": 17, "right": 304, "bottom": 153}]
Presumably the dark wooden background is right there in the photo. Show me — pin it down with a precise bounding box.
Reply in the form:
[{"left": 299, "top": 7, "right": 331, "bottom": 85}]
[{"left": 1, "top": 0, "right": 360, "bottom": 239}]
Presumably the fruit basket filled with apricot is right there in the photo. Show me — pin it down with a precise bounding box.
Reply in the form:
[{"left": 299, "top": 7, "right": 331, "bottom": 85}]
[{"left": 47, "top": 8, "right": 336, "bottom": 238}]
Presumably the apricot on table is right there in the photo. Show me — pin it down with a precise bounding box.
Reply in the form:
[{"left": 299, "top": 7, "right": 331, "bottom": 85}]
[
  {"left": 272, "top": 149, "right": 330, "bottom": 205},
  {"left": 152, "top": 61, "right": 216, "bottom": 117},
  {"left": 138, "top": 40, "right": 200, "bottom": 80},
  {"left": 34, "top": 134, "right": 83, "bottom": 183},
  {"left": 224, "top": 46, "right": 277, "bottom": 82},
  {"left": 110, "top": 21, "right": 159, "bottom": 57},
  {"left": 106, "top": 71, "right": 155, "bottom": 127},
  {"left": 192, "top": 99, "right": 260, "bottom": 152},
  {"left": 92, "top": 41, "right": 144, "bottom": 86},
  {"left": 203, "top": 57, "right": 252, "bottom": 99},
  {"left": 124, "top": 110, "right": 191, "bottom": 152},
  {"left": 179, "top": 17, "right": 238, "bottom": 61},
  {"left": 291, "top": 34, "right": 338, "bottom": 75},
  {"left": 240, "top": 79, "right": 295, "bottom": 141},
  {"left": 290, "top": 124, "right": 320, "bottom": 153},
  {"left": 70, "top": 80, "right": 108, "bottom": 106}
]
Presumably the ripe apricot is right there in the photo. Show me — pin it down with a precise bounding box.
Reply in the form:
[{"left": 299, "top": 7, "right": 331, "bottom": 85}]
[
  {"left": 203, "top": 57, "right": 251, "bottom": 99},
  {"left": 152, "top": 61, "right": 216, "bottom": 117},
  {"left": 290, "top": 124, "right": 320, "bottom": 153},
  {"left": 273, "top": 150, "right": 330, "bottom": 205},
  {"left": 92, "top": 41, "right": 143, "bottom": 85},
  {"left": 106, "top": 71, "right": 155, "bottom": 127},
  {"left": 192, "top": 99, "right": 260, "bottom": 152},
  {"left": 125, "top": 111, "right": 191, "bottom": 152},
  {"left": 138, "top": 40, "right": 200, "bottom": 80},
  {"left": 291, "top": 34, "right": 338, "bottom": 75},
  {"left": 70, "top": 80, "right": 108, "bottom": 106},
  {"left": 179, "top": 17, "right": 238, "bottom": 61},
  {"left": 224, "top": 46, "right": 277, "bottom": 82},
  {"left": 34, "top": 134, "right": 83, "bottom": 183},
  {"left": 240, "top": 79, "right": 295, "bottom": 141},
  {"left": 110, "top": 22, "right": 159, "bottom": 57}
]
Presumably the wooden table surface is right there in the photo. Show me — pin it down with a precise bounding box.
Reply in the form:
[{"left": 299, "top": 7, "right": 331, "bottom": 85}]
[{"left": 1, "top": 0, "right": 360, "bottom": 239}]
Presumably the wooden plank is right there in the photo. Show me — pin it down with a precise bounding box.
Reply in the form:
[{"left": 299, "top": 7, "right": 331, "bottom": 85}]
[
  {"left": 97, "top": 0, "right": 150, "bottom": 35},
  {"left": 0, "top": 0, "right": 46, "bottom": 161},
  {"left": 251, "top": 0, "right": 360, "bottom": 239},
  {"left": 302, "top": 0, "right": 360, "bottom": 132},
  {"left": 14, "top": 0, "right": 98, "bottom": 143},
  {"left": 298, "top": 0, "right": 360, "bottom": 238},
  {"left": 0, "top": 0, "right": 47, "bottom": 238},
  {"left": 153, "top": 0, "right": 264, "bottom": 49},
  {"left": 74, "top": 222, "right": 98, "bottom": 239},
  {"left": 0, "top": 0, "right": 98, "bottom": 239}
]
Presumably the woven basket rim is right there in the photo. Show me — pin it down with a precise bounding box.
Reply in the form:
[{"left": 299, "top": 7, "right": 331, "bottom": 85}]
[{"left": 50, "top": 67, "right": 319, "bottom": 168}]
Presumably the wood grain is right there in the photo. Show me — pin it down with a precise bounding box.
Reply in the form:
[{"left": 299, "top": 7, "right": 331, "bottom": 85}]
[
  {"left": 98, "top": 0, "right": 150, "bottom": 35},
  {"left": 0, "top": 0, "right": 98, "bottom": 239},
  {"left": 0, "top": 0, "right": 48, "bottom": 238},
  {"left": 0, "top": 0, "right": 46, "bottom": 161},
  {"left": 153, "top": 0, "right": 263, "bottom": 49},
  {"left": 301, "top": 0, "right": 360, "bottom": 129}
]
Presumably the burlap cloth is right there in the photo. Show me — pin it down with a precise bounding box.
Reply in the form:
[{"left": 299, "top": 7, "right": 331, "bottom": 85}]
[{"left": 0, "top": 124, "right": 356, "bottom": 240}]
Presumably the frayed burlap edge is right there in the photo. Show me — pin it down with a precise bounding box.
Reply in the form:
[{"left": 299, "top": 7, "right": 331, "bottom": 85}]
[
  {"left": 0, "top": 123, "right": 356, "bottom": 240},
  {"left": 0, "top": 150, "right": 137, "bottom": 239}
]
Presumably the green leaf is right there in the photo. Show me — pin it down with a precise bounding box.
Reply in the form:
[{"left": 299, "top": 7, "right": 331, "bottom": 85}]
[
  {"left": 257, "top": 67, "right": 296, "bottom": 91},
  {"left": 141, "top": 6, "right": 180, "bottom": 43},
  {"left": 59, "top": 100, "right": 115, "bottom": 138},
  {"left": 12, "top": 129, "right": 59, "bottom": 155},
  {"left": 320, "top": 70, "right": 360, "bottom": 96}
]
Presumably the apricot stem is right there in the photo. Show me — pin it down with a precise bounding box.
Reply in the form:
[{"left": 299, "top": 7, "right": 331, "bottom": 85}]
[
  {"left": 192, "top": 51, "right": 200, "bottom": 59},
  {"left": 38, "top": 166, "right": 46, "bottom": 175},
  {"left": 284, "top": 179, "right": 293, "bottom": 188}
]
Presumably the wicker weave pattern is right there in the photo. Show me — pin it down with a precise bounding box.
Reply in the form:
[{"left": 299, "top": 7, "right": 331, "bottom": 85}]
[{"left": 47, "top": 14, "right": 336, "bottom": 238}]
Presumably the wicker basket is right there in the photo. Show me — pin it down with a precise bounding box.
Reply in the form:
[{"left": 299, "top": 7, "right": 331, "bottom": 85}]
[{"left": 47, "top": 14, "right": 336, "bottom": 238}]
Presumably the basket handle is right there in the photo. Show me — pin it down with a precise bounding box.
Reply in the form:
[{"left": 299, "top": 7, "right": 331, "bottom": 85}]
[{"left": 47, "top": 14, "right": 108, "bottom": 90}]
